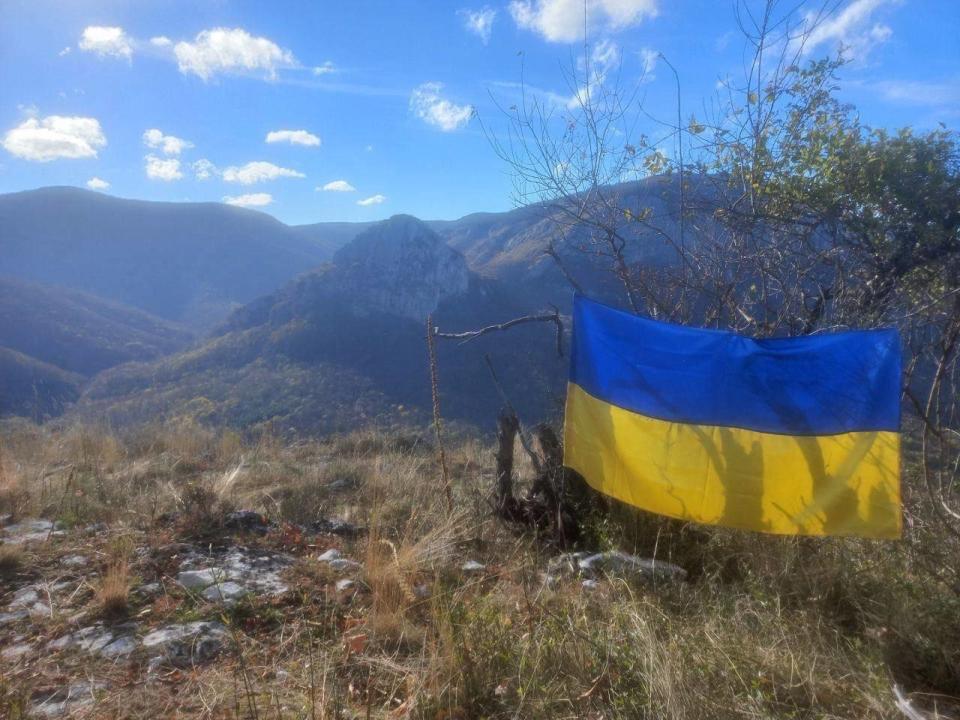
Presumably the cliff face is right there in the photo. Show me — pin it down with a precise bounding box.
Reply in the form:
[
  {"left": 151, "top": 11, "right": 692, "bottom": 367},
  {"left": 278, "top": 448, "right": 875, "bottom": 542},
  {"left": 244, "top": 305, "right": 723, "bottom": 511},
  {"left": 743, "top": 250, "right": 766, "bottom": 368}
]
[{"left": 332, "top": 215, "right": 471, "bottom": 321}]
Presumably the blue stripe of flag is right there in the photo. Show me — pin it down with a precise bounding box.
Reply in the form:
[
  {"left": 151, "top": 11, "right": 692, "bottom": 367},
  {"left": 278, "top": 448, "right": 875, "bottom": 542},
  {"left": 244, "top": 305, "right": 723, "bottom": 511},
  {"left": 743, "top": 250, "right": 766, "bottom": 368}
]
[{"left": 569, "top": 295, "right": 901, "bottom": 436}]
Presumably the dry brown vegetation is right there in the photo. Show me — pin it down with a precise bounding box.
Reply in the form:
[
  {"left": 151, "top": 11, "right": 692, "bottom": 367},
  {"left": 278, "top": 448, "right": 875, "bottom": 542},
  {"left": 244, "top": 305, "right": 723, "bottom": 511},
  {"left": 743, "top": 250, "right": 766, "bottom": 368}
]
[{"left": 0, "top": 416, "right": 958, "bottom": 718}]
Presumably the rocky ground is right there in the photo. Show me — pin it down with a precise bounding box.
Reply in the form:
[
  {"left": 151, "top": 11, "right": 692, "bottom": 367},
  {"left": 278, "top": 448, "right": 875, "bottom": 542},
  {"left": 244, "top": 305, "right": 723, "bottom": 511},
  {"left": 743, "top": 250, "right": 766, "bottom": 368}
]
[
  {"left": 0, "top": 509, "right": 689, "bottom": 718},
  {"left": 1, "top": 424, "right": 956, "bottom": 719}
]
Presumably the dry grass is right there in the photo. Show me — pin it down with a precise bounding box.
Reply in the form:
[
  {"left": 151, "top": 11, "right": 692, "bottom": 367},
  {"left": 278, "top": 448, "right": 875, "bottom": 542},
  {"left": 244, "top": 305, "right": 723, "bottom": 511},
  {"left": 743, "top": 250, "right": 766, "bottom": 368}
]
[
  {"left": 0, "top": 543, "right": 23, "bottom": 576},
  {"left": 97, "top": 560, "right": 131, "bottom": 617},
  {"left": 0, "top": 418, "right": 958, "bottom": 718}
]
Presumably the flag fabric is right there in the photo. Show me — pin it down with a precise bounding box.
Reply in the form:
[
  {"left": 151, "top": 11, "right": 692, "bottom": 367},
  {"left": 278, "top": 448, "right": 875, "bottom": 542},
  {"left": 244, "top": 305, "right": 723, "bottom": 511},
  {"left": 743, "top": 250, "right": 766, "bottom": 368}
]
[{"left": 563, "top": 295, "right": 902, "bottom": 539}]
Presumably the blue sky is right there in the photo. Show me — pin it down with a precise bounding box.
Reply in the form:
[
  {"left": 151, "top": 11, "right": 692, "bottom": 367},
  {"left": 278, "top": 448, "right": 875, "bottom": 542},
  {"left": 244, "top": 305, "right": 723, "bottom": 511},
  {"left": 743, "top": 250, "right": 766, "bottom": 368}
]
[{"left": 1, "top": 0, "right": 957, "bottom": 225}]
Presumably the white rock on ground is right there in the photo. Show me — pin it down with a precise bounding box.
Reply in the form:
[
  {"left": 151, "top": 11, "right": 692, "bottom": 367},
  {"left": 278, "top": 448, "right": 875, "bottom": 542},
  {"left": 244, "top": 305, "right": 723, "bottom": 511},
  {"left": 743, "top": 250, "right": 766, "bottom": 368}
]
[
  {"left": 1, "top": 519, "right": 64, "bottom": 544},
  {"left": 7, "top": 585, "right": 49, "bottom": 615},
  {"left": 202, "top": 581, "right": 248, "bottom": 604},
  {"left": 176, "top": 547, "right": 292, "bottom": 597},
  {"left": 462, "top": 560, "right": 486, "bottom": 573},
  {"left": 177, "top": 568, "right": 223, "bottom": 589},
  {"left": 549, "top": 551, "right": 687, "bottom": 584},
  {"left": 328, "top": 558, "right": 361, "bottom": 572},
  {"left": 577, "top": 551, "right": 687, "bottom": 583},
  {"left": 0, "top": 609, "right": 29, "bottom": 626},
  {"left": 1, "top": 642, "right": 32, "bottom": 661},
  {"left": 48, "top": 623, "right": 137, "bottom": 658},
  {"left": 142, "top": 621, "right": 227, "bottom": 669},
  {"left": 32, "top": 681, "right": 107, "bottom": 718}
]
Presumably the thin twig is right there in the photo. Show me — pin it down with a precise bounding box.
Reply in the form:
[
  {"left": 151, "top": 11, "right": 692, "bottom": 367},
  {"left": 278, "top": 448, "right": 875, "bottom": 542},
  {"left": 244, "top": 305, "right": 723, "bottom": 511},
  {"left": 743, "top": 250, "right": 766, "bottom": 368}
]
[{"left": 434, "top": 310, "right": 565, "bottom": 358}]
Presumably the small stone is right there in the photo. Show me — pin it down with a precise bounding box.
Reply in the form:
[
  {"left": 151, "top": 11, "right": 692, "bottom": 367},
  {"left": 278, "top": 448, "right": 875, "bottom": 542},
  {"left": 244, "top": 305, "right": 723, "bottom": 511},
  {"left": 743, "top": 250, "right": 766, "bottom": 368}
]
[
  {"left": 8, "top": 586, "right": 40, "bottom": 609},
  {"left": 0, "top": 609, "right": 29, "bottom": 626},
  {"left": 143, "top": 621, "right": 227, "bottom": 668},
  {"left": 137, "top": 582, "right": 161, "bottom": 596},
  {"left": 461, "top": 560, "right": 486, "bottom": 573},
  {"left": 49, "top": 623, "right": 137, "bottom": 657},
  {"left": 61, "top": 555, "right": 88, "bottom": 568},
  {"left": 577, "top": 551, "right": 687, "bottom": 583},
  {"left": 32, "top": 681, "right": 107, "bottom": 717},
  {"left": 75, "top": 627, "right": 116, "bottom": 654},
  {"left": 177, "top": 569, "right": 222, "bottom": 590},
  {"left": 335, "top": 579, "right": 355, "bottom": 592},
  {"left": 101, "top": 635, "right": 137, "bottom": 658},
  {"left": 2, "top": 519, "right": 57, "bottom": 544},
  {"left": 328, "top": 558, "right": 361, "bottom": 572},
  {"left": 547, "top": 552, "right": 589, "bottom": 577},
  {"left": 317, "top": 548, "right": 342, "bottom": 562},
  {"left": 1, "top": 642, "right": 32, "bottom": 661},
  {"left": 202, "top": 581, "right": 248, "bottom": 604},
  {"left": 581, "top": 579, "right": 599, "bottom": 590}
]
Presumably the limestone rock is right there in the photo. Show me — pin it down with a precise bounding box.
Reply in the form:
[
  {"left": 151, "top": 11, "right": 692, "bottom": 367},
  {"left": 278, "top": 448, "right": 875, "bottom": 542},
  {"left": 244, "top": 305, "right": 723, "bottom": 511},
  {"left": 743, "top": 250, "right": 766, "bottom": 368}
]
[
  {"left": 142, "top": 621, "right": 227, "bottom": 668},
  {"left": 202, "top": 581, "right": 248, "bottom": 604},
  {"left": 331, "top": 215, "right": 471, "bottom": 321},
  {"left": 462, "top": 560, "right": 486, "bottom": 573},
  {"left": 32, "top": 681, "right": 107, "bottom": 717}
]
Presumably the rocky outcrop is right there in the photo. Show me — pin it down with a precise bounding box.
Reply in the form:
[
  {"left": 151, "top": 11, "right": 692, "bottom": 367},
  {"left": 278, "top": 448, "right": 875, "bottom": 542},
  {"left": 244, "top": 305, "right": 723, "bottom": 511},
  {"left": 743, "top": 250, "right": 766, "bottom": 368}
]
[{"left": 332, "top": 215, "right": 471, "bottom": 321}]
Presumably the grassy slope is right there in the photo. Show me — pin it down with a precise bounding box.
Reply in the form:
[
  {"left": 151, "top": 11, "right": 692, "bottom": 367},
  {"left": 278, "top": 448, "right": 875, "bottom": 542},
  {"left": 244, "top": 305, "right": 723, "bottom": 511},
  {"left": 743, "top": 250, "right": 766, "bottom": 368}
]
[{"left": 0, "top": 421, "right": 957, "bottom": 718}]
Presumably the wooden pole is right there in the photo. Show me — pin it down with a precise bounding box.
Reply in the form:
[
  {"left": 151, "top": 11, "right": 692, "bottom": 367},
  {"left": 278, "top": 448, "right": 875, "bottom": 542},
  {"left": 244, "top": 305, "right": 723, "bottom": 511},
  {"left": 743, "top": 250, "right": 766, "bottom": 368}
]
[{"left": 426, "top": 315, "right": 453, "bottom": 513}]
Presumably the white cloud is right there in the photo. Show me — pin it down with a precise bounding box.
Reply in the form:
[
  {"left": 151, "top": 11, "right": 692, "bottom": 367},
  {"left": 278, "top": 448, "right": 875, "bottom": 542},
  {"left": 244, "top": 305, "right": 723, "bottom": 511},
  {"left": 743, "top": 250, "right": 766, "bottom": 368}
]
[
  {"left": 639, "top": 47, "right": 658, "bottom": 78},
  {"left": 59, "top": 46, "right": 72, "bottom": 57},
  {"left": 145, "top": 154, "right": 183, "bottom": 181},
  {"left": 142, "top": 128, "right": 193, "bottom": 155},
  {"left": 150, "top": 36, "right": 172, "bottom": 48},
  {"left": 568, "top": 40, "right": 621, "bottom": 108},
  {"left": 590, "top": 38, "right": 620, "bottom": 72},
  {"left": 222, "top": 161, "right": 305, "bottom": 184},
  {"left": 265, "top": 129, "right": 321, "bottom": 146},
  {"left": 509, "top": 0, "right": 658, "bottom": 43},
  {"left": 320, "top": 180, "right": 356, "bottom": 192},
  {"left": 460, "top": 7, "right": 497, "bottom": 44},
  {"left": 86, "top": 177, "right": 110, "bottom": 190},
  {"left": 78, "top": 26, "right": 133, "bottom": 60},
  {"left": 410, "top": 82, "right": 474, "bottom": 131},
  {"left": 1, "top": 115, "right": 106, "bottom": 162},
  {"left": 223, "top": 192, "right": 273, "bottom": 208},
  {"left": 313, "top": 61, "right": 337, "bottom": 75},
  {"left": 174, "top": 27, "right": 296, "bottom": 80},
  {"left": 870, "top": 78, "right": 960, "bottom": 106},
  {"left": 799, "top": 0, "right": 895, "bottom": 61},
  {"left": 357, "top": 194, "right": 386, "bottom": 206},
  {"left": 192, "top": 158, "right": 218, "bottom": 180}
]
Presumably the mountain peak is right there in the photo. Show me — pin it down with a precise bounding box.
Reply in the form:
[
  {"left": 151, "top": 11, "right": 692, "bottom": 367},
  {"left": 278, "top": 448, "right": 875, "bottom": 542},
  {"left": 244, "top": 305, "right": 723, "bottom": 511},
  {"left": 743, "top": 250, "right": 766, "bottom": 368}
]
[{"left": 332, "top": 214, "right": 471, "bottom": 321}]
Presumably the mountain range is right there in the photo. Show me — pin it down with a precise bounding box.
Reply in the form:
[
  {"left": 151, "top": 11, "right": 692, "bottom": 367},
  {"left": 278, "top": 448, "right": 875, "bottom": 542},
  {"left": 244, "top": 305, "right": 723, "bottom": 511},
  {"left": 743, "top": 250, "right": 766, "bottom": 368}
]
[{"left": 0, "top": 180, "right": 692, "bottom": 432}]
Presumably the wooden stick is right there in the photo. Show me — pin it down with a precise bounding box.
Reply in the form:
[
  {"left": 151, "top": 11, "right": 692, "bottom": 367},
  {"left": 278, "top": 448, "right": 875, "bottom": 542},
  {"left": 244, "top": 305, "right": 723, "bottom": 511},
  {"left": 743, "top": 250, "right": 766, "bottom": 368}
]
[{"left": 426, "top": 315, "right": 453, "bottom": 512}]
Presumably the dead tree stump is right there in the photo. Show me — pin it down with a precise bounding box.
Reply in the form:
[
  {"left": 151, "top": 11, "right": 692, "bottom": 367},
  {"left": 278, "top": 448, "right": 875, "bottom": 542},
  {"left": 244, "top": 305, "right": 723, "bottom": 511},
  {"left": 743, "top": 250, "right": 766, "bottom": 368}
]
[{"left": 493, "top": 409, "right": 581, "bottom": 547}]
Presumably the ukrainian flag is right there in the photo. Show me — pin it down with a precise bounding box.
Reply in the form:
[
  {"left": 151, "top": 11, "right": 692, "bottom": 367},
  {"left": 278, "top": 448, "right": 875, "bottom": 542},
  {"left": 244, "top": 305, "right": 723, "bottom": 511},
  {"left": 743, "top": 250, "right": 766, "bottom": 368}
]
[{"left": 563, "top": 296, "right": 902, "bottom": 539}]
